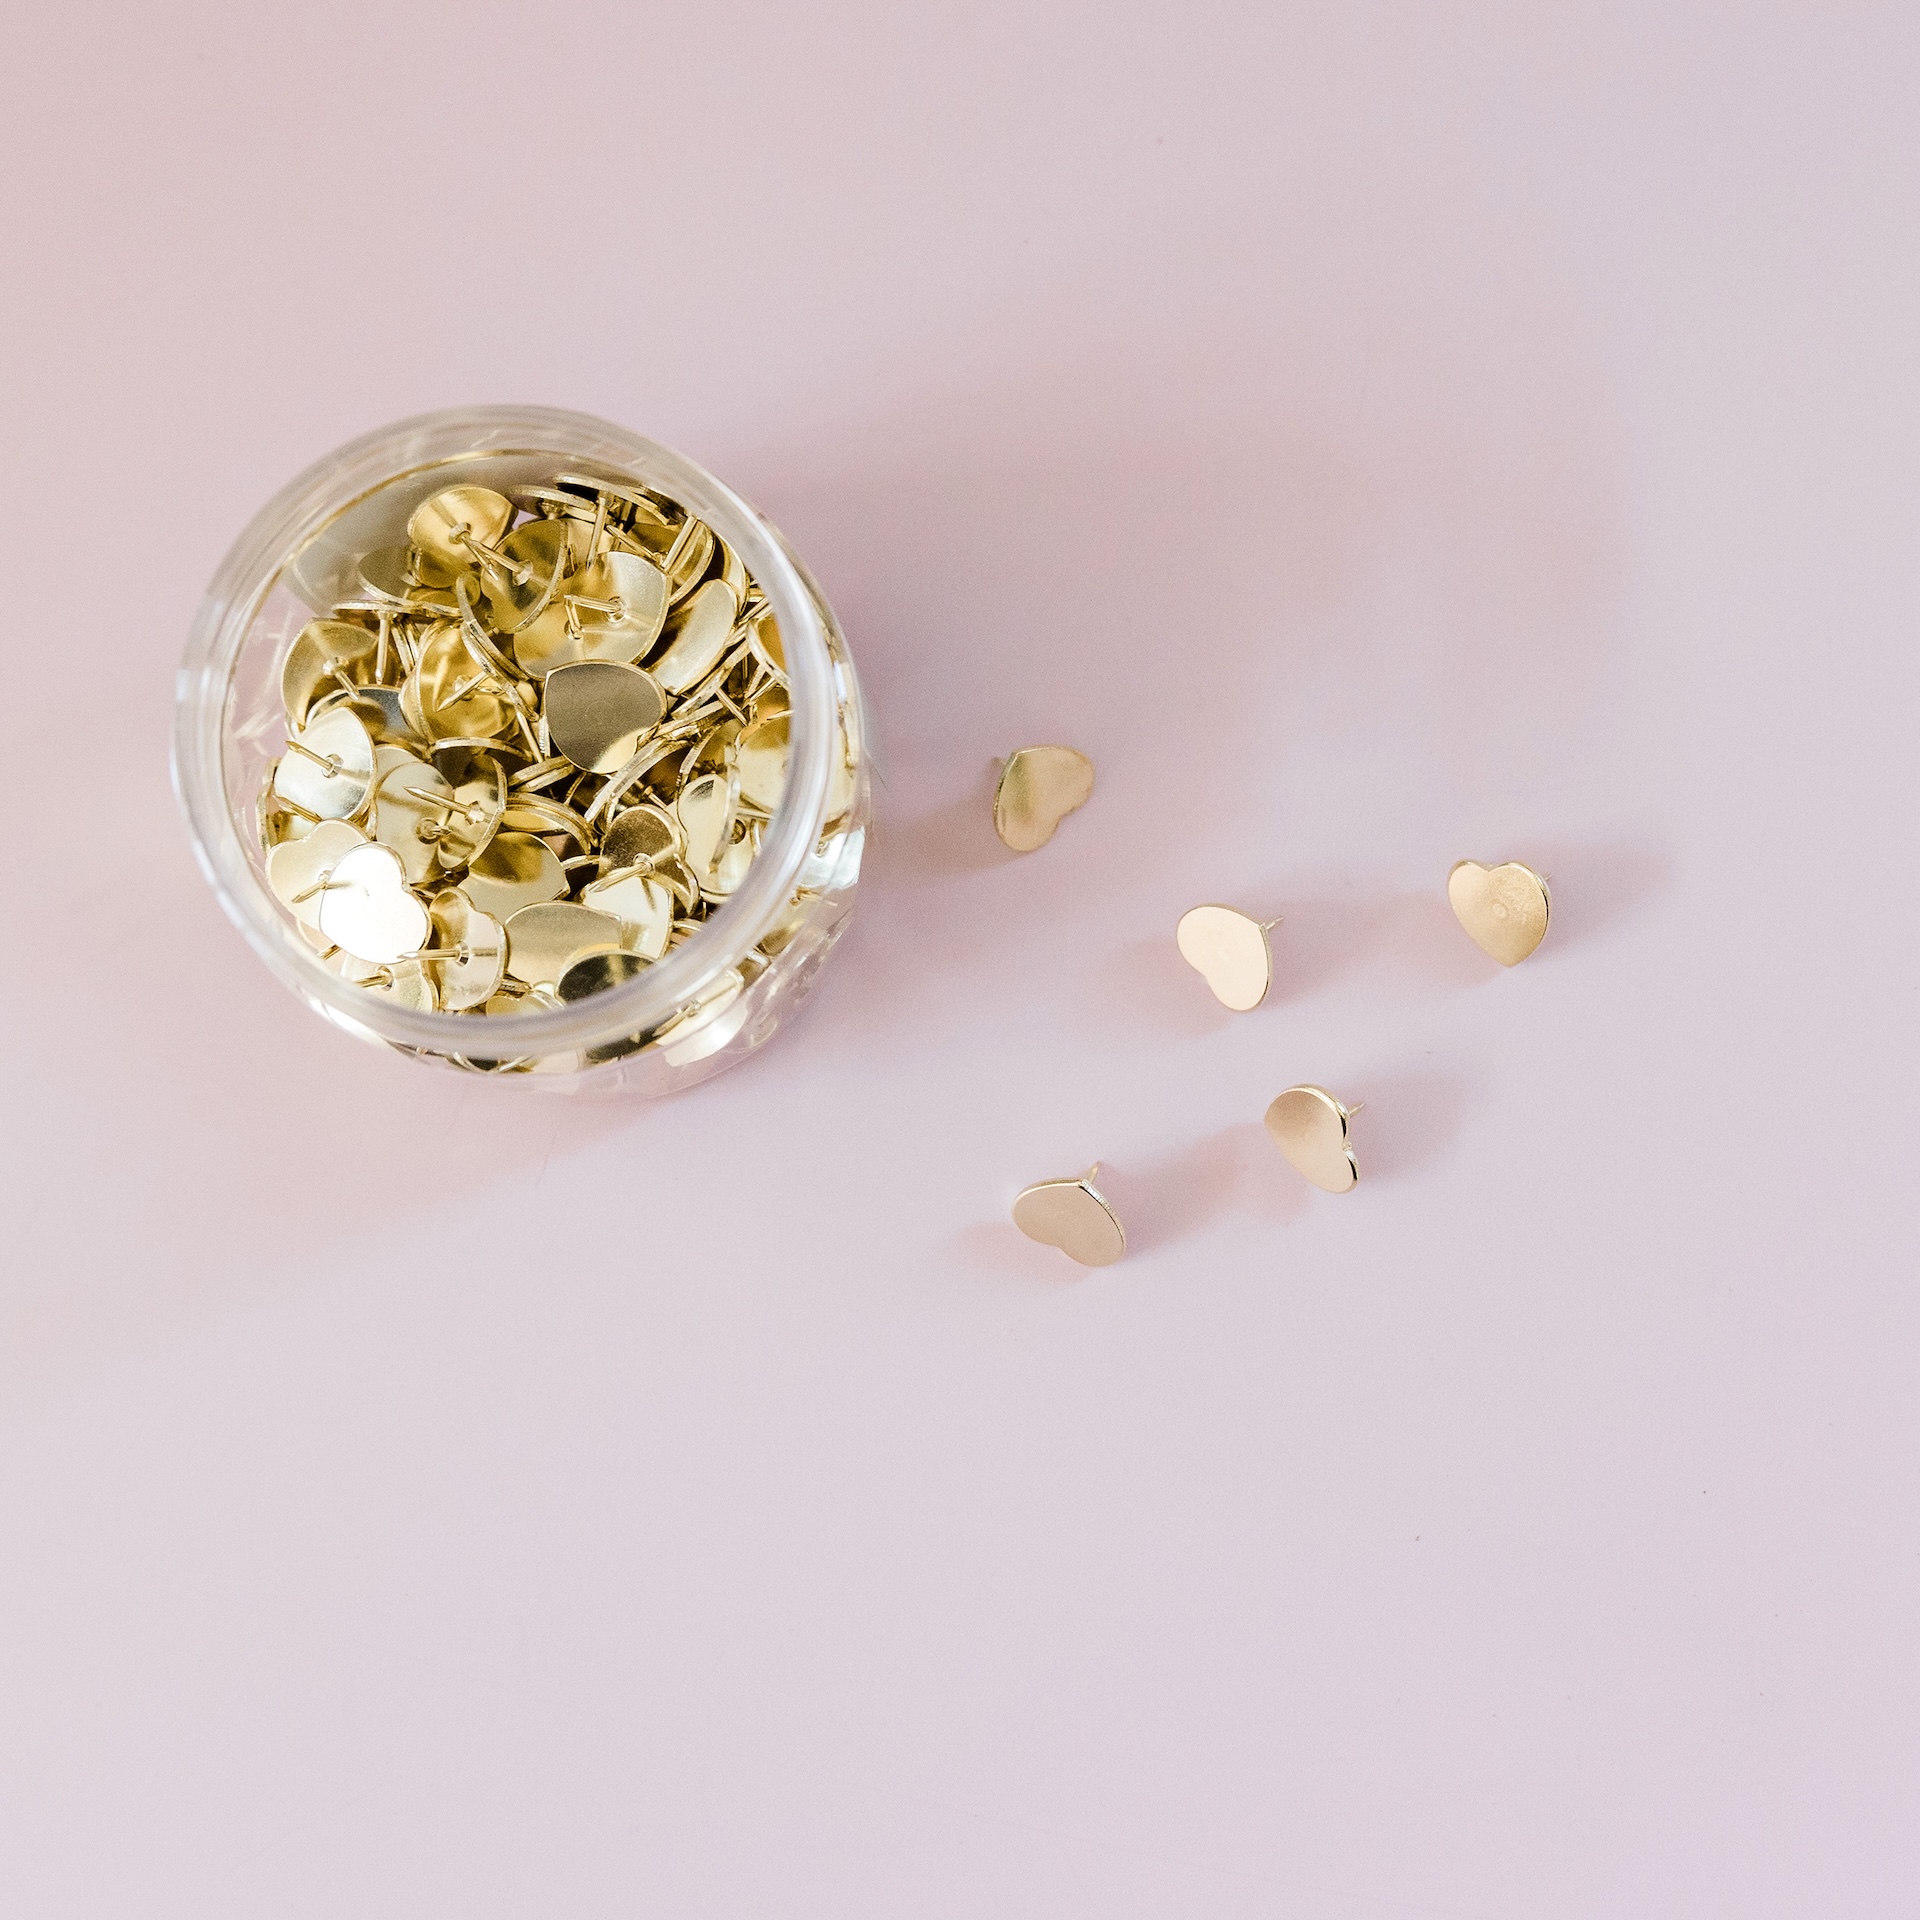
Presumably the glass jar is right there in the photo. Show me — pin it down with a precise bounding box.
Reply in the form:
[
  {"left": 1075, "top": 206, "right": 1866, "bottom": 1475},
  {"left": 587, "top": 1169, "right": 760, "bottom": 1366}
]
[{"left": 173, "top": 406, "right": 868, "bottom": 1095}]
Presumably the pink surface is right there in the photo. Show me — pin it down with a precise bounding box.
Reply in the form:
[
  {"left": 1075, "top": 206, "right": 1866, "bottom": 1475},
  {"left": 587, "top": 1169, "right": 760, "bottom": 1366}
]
[{"left": 1, "top": 5, "right": 1915, "bottom": 1914}]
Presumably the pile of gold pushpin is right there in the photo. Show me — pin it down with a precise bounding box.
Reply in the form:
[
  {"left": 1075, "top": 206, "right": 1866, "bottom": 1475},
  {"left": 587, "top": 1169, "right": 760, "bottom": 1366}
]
[{"left": 260, "top": 474, "right": 806, "bottom": 1025}]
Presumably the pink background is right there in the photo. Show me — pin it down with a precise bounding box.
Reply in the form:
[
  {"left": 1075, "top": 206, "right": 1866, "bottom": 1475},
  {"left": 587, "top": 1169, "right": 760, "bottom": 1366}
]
[{"left": 2, "top": 5, "right": 1915, "bottom": 1913}]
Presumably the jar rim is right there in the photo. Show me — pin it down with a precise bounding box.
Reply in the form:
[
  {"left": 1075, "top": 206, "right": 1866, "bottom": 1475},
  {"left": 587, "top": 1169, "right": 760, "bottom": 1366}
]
[{"left": 172, "top": 404, "right": 837, "bottom": 1059}]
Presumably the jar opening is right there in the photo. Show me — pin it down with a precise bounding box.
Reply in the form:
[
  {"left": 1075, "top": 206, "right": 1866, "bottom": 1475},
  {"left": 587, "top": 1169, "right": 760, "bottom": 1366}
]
[{"left": 174, "top": 407, "right": 842, "bottom": 1062}]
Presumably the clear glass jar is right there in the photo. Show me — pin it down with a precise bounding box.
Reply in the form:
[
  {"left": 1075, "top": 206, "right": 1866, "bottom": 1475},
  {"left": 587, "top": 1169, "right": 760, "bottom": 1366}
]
[{"left": 173, "top": 406, "right": 868, "bottom": 1095}]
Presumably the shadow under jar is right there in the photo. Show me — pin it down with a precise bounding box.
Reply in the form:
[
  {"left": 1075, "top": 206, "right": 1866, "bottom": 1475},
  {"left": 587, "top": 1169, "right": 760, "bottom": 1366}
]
[{"left": 174, "top": 406, "right": 869, "bottom": 1095}]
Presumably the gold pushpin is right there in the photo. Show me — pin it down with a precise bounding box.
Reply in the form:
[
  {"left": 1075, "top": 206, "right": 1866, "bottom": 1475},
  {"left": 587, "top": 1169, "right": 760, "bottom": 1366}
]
[
  {"left": 281, "top": 618, "right": 381, "bottom": 728},
  {"left": 406, "top": 485, "right": 516, "bottom": 577},
  {"left": 266, "top": 820, "right": 367, "bottom": 930},
  {"left": 1263, "top": 1086, "right": 1363, "bottom": 1194},
  {"left": 423, "top": 889, "right": 507, "bottom": 1011},
  {"left": 580, "top": 867, "right": 676, "bottom": 960},
  {"left": 650, "top": 579, "right": 741, "bottom": 693},
  {"left": 1012, "top": 1164, "right": 1126, "bottom": 1267},
  {"left": 599, "top": 802, "right": 683, "bottom": 873},
  {"left": 1175, "top": 905, "right": 1281, "bottom": 1011},
  {"left": 502, "top": 901, "right": 626, "bottom": 991},
  {"left": 556, "top": 947, "right": 651, "bottom": 1003},
  {"left": 559, "top": 550, "right": 669, "bottom": 653},
  {"left": 1447, "top": 860, "right": 1550, "bottom": 966},
  {"left": 315, "top": 842, "right": 431, "bottom": 964},
  {"left": 371, "top": 755, "right": 456, "bottom": 883},
  {"left": 543, "top": 660, "right": 667, "bottom": 773},
  {"left": 734, "top": 712, "right": 789, "bottom": 814},
  {"left": 274, "top": 707, "right": 375, "bottom": 820},
  {"left": 993, "top": 745, "right": 1094, "bottom": 852},
  {"left": 460, "top": 832, "right": 569, "bottom": 919}
]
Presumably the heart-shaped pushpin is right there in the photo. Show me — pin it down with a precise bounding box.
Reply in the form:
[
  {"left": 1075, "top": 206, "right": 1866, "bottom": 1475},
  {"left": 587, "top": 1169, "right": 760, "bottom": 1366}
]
[
  {"left": 600, "top": 802, "right": 682, "bottom": 873},
  {"left": 650, "top": 578, "right": 740, "bottom": 692},
  {"left": 748, "top": 607, "right": 785, "bottom": 679},
  {"left": 407, "top": 485, "right": 513, "bottom": 573},
  {"left": 428, "top": 744, "right": 506, "bottom": 867},
  {"left": 281, "top": 618, "right": 380, "bottom": 727},
  {"left": 372, "top": 754, "right": 454, "bottom": 884},
  {"left": 341, "top": 687, "right": 423, "bottom": 751},
  {"left": 676, "top": 770, "right": 735, "bottom": 877},
  {"left": 735, "top": 711, "right": 789, "bottom": 814},
  {"left": 544, "top": 660, "right": 666, "bottom": 774},
  {"left": 613, "top": 510, "right": 714, "bottom": 601},
  {"left": 993, "top": 745, "right": 1094, "bottom": 852},
  {"left": 504, "top": 902, "right": 625, "bottom": 989},
  {"left": 1447, "top": 859, "right": 1550, "bottom": 966},
  {"left": 337, "top": 950, "right": 438, "bottom": 1011},
  {"left": 274, "top": 706, "right": 375, "bottom": 821},
  {"left": 1263, "top": 1086, "right": 1360, "bottom": 1194},
  {"left": 357, "top": 543, "right": 459, "bottom": 605},
  {"left": 461, "top": 831, "right": 568, "bottom": 919},
  {"left": 266, "top": 820, "right": 366, "bottom": 931},
  {"left": 565, "top": 550, "right": 669, "bottom": 657},
  {"left": 261, "top": 765, "right": 323, "bottom": 848},
  {"left": 1012, "top": 1165, "right": 1126, "bottom": 1267},
  {"left": 654, "top": 968, "right": 749, "bottom": 1065},
  {"left": 425, "top": 888, "right": 506, "bottom": 1011},
  {"left": 581, "top": 866, "right": 675, "bottom": 959},
  {"left": 1175, "top": 904, "right": 1278, "bottom": 1011},
  {"left": 416, "top": 623, "right": 517, "bottom": 743},
  {"left": 556, "top": 948, "right": 650, "bottom": 1003},
  {"left": 316, "top": 841, "right": 431, "bottom": 964},
  {"left": 481, "top": 519, "right": 573, "bottom": 633}
]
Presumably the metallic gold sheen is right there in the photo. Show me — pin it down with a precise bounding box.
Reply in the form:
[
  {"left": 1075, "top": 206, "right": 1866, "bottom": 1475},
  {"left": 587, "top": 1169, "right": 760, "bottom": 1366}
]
[
  {"left": 600, "top": 803, "right": 682, "bottom": 872},
  {"left": 993, "top": 745, "right": 1094, "bottom": 852},
  {"left": 407, "top": 485, "right": 513, "bottom": 572},
  {"left": 461, "top": 832, "right": 568, "bottom": 919},
  {"left": 1012, "top": 1165, "right": 1126, "bottom": 1267},
  {"left": 274, "top": 707, "right": 374, "bottom": 820},
  {"left": 544, "top": 660, "right": 667, "bottom": 774},
  {"left": 1447, "top": 859, "right": 1551, "bottom": 966},
  {"left": 316, "top": 842, "right": 431, "bottom": 964},
  {"left": 256, "top": 468, "right": 811, "bottom": 1041},
  {"left": 650, "top": 579, "right": 739, "bottom": 693},
  {"left": 1263, "top": 1086, "right": 1359, "bottom": 1194},
  {"left": 557, "top": 948, "right": 650, "bottom": 1003},
  {"left": 1175, "top": 905, "right": 1275, "bottom": 1011},
  {"left": 504, "top": 902, "right": 625, "bottom": 989}
]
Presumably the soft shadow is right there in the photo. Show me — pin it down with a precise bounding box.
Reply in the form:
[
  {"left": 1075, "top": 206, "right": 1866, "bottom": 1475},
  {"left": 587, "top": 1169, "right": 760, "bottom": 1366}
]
[
  {"left": 1378, "top": 889, "right": 1506, "bottom": 988},
  {"left": 891, "top": 769, "right": 1010, "bottom": 881},
  {"left": 953, "top": 1219, "right": 1090, "bottom": 1284},
  {"left": 1092, "top": 937, "right": 1225, "bottom": 1040},
  {"left": 1351, "top": 1069, "right": 1470, "bottom": 1182},
  {"left": 1271, "top": 895, "right": 1396, "bottom": 1003},
  {"left": 1528, "top": 841, "right": 1671, "bottom": 953},
  {"left": 1105, "top": 1123, "right": 1315, "bottom": 1254},
  {"left": 1103, "top": 1135, "right": 1242, "bottom": 1256},
  {"left": 1224, "top": 1121, "right": 1317, "bottom": 1229}
]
